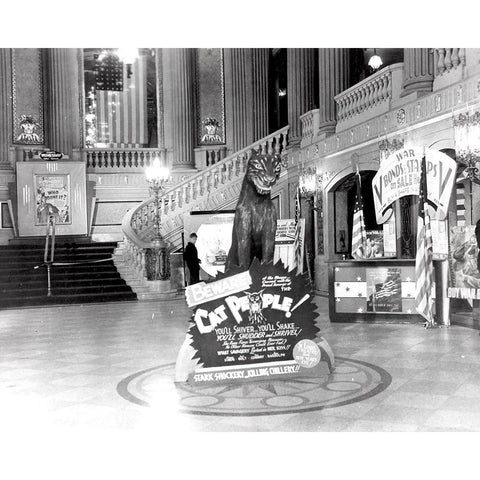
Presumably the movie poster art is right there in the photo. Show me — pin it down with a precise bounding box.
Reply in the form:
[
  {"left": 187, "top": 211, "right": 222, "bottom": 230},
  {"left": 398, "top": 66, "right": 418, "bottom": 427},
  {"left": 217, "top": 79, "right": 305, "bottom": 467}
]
[
  {"left": 273, "top": 219, "right": 305, "bottom": 273},
  {"left": 195, "top": 215, "right": 234, "bottom": 277},
  {"left": 448, "top": 226, "right": 480, "bottom": 300},
  {"left": 34, "top": 174, "right": 71, "bottom": 226},
  {"left": 366, "top": 267, "right": 402, "bottom": 312},
  {"left": 182, "top": 259, "right": 321, "bottom": 383}
]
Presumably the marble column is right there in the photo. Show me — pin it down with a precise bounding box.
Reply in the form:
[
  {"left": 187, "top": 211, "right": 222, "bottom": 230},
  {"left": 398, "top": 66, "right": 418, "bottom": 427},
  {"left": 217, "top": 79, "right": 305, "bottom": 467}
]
[
  {"left": 318, "top": 48, "right": 350, "bottom": 135},
  {"left": 47, "top": 48, "right": 81, "bottom": 158},
  {"left": 287, "top": 48, "right": 316, "bottom": 145},
  {"left": 167, "top": 49, "right": 196, "bottom": 169},
  {"left": 251, "top": 48, "right": 269, "bottom": 141},
  {"left": 224, "top": 48, "right": 253, "bottom": 153},
  {"left": 402, "top": 48, "right": 434, "bottom": 96},
  {"left": 0, "top": 49, "right": 12, "bottom": 166}
]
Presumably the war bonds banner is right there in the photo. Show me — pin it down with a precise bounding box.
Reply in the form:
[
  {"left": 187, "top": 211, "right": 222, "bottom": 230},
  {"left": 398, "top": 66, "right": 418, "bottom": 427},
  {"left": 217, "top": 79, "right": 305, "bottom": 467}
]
[
  {"left": 372, "top": 147, "right": 456, "bottom": 224},
  {"left": 184, "top": 259, "right": 321, "bottom": 384}
]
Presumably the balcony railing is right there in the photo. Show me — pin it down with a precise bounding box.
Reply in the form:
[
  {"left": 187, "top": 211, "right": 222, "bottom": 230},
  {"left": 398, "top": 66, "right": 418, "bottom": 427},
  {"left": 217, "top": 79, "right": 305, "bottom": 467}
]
[
  {"left": 433, "top": 48, "right": 466, "bottom": 77},
  {"left": 119, "top": 126, "right": 290, "bottom": 280},
  {"left": 334, "top": 63, "right": 404, "bottom": 130}
]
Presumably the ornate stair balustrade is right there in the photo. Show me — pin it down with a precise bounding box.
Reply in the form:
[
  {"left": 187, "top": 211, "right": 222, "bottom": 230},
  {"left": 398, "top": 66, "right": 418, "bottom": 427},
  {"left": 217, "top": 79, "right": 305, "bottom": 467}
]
[
  {"left": 118, "top": 126, "right": 290, "bottom": 282},
  {"left": 433, "top": 48, "right": 466, "bottom": 77},
  {"left": 81, "top": 148, "right": 167, "bottom": 172},
  {"left": 334, "top": 63, "right": 404, "bottom": 131}
]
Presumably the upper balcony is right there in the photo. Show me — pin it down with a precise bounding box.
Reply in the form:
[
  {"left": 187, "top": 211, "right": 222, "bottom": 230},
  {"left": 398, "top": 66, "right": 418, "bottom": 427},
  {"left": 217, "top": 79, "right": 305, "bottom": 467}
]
[{"left": 334, "top": 63, "right": 404, "bottom": 132}]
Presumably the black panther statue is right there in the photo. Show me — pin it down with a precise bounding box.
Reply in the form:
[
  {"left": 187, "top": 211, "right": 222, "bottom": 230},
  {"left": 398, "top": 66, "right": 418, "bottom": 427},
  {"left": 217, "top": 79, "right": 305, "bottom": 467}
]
[{"left": 226, "top": 152, "right": 282, "bottom": 270}]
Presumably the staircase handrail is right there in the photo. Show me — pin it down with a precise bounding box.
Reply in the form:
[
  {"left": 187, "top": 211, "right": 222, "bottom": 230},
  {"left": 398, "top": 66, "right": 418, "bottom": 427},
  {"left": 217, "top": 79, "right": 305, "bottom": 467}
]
[{"left": 121, "top": 125, "right": 290, "bottom": 250}]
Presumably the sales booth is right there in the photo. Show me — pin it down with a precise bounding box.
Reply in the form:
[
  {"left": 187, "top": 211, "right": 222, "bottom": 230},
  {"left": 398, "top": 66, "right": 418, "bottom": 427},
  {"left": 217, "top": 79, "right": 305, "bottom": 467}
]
[{"left": 326, "top": 145, "right": 456, "bottom": 325}]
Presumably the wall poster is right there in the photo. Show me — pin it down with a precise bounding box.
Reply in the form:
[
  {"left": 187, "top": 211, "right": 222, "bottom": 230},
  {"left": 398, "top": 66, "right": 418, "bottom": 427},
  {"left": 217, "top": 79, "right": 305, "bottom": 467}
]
[
  {"left": 366, "top": 267, "right": 402, "bottom": 312},
  {"left": 34, "top": 174, "right": 71, "bottom": 225},
  {"left": 448, "top": 225, "right": 480, "bottom": 300},
  {"left": 273, "top": 219, "right": 305, "bottom": 273}
]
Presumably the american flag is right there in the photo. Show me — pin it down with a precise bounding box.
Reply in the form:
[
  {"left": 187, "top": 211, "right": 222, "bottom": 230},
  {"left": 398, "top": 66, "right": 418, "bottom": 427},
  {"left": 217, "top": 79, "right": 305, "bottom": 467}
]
[
  {"left": 415, "top": 156, "right": 435, "bottom": 325},
  {"left": 96, "top": 55, "right": 148, "bottom": 148},
  {"left": 351, "top": 170, "right": 367, "bottom": 259},
  {"left": 375, "top": 279, "right": 400, "bottom": 298}
]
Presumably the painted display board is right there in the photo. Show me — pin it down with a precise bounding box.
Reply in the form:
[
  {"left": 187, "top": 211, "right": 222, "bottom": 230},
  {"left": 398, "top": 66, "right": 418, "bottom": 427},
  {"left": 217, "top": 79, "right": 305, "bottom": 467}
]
[
  {"left": 16, "top": 161, "right": 87, "bottom": 236},
  {"left": 448, "top": 225, "right": 480, "bottom": 300},
  {"left": 175, "top": 259, "right": 333, "bottom": 384}
]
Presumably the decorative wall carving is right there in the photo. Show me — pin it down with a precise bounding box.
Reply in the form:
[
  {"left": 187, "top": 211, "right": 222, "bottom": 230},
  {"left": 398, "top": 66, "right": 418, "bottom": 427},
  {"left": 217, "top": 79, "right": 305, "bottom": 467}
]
[
  {"left": 12, "top": 49, "right": 44, "bottom": 145},
  {"left": 195, "top": 48, "right": 225, "bottom": 146}
]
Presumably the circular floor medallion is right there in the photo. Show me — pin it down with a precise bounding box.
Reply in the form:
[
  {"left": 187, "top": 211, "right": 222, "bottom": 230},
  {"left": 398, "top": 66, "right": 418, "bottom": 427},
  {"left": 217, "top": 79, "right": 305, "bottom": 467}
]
[{"left": 117, "top": 357, "right": 391, "bottom": 416}]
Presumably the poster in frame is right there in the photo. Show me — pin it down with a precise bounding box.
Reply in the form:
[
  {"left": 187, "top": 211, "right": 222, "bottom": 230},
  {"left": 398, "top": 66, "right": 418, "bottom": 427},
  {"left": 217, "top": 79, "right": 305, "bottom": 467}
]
[{"left": 34, "top": 174, "right": 71, "bottom": 226}]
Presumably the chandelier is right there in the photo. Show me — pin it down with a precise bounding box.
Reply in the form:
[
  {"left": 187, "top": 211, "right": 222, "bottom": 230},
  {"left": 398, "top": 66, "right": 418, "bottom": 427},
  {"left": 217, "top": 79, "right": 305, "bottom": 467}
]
[{"left": 454, "top": 111, "right": 480, "bottom": 185}]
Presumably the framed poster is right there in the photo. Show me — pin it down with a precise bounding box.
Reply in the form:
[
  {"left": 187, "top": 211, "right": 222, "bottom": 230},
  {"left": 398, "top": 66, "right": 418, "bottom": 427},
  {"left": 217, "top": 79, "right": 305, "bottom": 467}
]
[
  {"left": 366, "top": 267, "right": 402, "bottom": 313},
  {"left": 34, "top": 174, "right": 71, "bottom": 225}
]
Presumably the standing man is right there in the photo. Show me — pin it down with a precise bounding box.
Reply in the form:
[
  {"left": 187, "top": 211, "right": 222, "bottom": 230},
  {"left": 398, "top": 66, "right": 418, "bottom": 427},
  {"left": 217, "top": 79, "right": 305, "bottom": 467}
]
[{"left": 184, "top": 232, "right": 201, "bottom": 285}]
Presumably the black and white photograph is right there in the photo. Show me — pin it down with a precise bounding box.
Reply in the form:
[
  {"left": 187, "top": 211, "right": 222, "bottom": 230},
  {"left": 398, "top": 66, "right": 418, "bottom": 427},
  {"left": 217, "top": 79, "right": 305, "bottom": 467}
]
[{"left": 0, "top": 3, "right": 479, "bottom": 479}]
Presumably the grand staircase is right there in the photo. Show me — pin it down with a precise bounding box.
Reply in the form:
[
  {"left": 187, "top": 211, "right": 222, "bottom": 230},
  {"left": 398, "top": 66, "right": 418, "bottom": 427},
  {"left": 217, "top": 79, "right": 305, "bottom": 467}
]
[
  {"left": 115, "top": 126, "right": 290, "bottom": 287},
  {"left": 0, "top": 239, "right": 137, "bottom": 309}
]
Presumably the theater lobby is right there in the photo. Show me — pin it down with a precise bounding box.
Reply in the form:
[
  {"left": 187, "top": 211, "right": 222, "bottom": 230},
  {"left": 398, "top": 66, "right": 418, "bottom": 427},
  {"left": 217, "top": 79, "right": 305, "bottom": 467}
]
[{"left": 2, "top": 6, "right": 480, "bottom": 478}]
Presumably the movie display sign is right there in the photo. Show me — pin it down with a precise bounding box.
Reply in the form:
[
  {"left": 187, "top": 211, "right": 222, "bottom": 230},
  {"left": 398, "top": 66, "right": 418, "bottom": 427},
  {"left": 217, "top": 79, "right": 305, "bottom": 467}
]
[
  {"left": 448, "top": 226, "right": 480, "bottom": 300},
  {"left": 34, "top": 174, "right": 71, "bottom": 225},
  {"left": 372, "top": 147, "right": 457, "bottom": 224},
  {"left": 185, "top": 259, "right": 319, "bottom": 375}
]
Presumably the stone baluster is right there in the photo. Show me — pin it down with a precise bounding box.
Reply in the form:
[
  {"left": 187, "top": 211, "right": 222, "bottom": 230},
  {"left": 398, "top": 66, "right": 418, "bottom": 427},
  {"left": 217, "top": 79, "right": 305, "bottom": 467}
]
[
  {"left": 444, "top": 49, "right": 452, "bottom": 71},
  {"left": 459, "top": 48, "right": 466, "bottom": 66},
  {"left": 47, "top": 49, "right": 81, "bottom": 158},
  {"left": 451, "top": 48, "right": 459, "bottom": 68}
]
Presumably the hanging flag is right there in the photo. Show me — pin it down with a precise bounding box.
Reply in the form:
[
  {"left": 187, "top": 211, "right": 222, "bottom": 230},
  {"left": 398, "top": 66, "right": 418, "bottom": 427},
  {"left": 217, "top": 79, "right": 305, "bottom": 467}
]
[
  {"left": 96, "top": 55, "right": 148, "bottom": 148},
  {"left": 415, "top": 156, "right": 435, "bottom": 326},
  {"left": 351, "top": 170, "right": 367, "bottom": 259}
]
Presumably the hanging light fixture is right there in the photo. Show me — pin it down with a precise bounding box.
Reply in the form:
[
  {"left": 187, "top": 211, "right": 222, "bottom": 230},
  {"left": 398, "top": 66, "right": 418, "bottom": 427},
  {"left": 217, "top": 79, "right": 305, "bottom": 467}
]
[
  {"left": 116, "top": 47, "right": 139, "bottom": 78},
  {"left": 368, "top": 49, "right": 383, "bottom": 71}
]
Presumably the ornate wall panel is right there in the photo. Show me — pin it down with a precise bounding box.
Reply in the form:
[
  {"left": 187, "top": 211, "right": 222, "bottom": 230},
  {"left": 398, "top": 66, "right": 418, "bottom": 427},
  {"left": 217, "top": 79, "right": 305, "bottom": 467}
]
[
  {"left": 12, "top": 49, "right": 45, "bottom": 145},
  {"left": 195, "top": 48, "right": 225, "bottom": 145}
]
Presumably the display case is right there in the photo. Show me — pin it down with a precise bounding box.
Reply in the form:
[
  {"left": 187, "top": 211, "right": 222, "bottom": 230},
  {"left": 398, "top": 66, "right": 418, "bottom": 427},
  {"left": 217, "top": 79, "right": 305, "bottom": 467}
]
[{"left": 329, "top": 259, "right": 444, "bottom": 323}]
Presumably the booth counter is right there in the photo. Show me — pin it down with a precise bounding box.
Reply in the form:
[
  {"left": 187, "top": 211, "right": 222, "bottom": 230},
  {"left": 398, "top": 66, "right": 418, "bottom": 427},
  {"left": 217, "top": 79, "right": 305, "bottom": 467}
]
[{"left": 328, "top": 258, "right": 449, "bottom": 324}]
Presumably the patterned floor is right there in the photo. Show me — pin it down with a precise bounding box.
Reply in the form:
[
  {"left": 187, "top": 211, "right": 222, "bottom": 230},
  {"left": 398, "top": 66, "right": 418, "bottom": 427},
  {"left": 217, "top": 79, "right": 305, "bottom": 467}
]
[{"left": 2, "top": 296, "right": 480, "bottom": 432}]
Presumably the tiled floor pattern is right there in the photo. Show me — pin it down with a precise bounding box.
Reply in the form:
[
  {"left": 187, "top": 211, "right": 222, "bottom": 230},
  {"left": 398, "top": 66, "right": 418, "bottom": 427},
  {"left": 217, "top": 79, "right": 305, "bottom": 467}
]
[{"left": 2, "top": 297, "right": 480, "bottom": 432}]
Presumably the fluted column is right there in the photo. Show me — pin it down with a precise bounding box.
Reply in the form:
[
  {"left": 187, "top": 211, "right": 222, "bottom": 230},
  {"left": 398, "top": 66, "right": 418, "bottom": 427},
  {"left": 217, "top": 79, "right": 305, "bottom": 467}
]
[
  {"left": 287, "top": 49, "right": 316, "bottom": 144},
  {"left": 168, "top": 49, "right": 196, "bottom": 169},
  {"left": 0, "top": 49, "right": 12, "bottom": 166},
  {"left": 402, "top": 48, "right": 434, "bottom": 96},
  {"left": 252, "top": 48, "right": 269, "bottom": 140},
  {"left": 224, "top": 49, "right": 253, "bottom": 153},
  {"left": 318, "top": 48, "right": 350, "bottom": 134},
  {"left": 47, "top": 48, "right": 81, "bottom": 157}
]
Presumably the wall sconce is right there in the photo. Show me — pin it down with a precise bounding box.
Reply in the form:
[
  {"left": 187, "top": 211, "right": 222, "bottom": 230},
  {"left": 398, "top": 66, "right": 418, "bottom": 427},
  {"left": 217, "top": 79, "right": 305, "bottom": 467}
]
[{"left": 298, "top": 165, "right": 334, "bottom": 214}]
